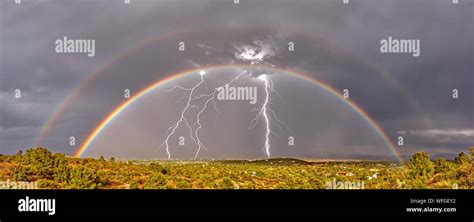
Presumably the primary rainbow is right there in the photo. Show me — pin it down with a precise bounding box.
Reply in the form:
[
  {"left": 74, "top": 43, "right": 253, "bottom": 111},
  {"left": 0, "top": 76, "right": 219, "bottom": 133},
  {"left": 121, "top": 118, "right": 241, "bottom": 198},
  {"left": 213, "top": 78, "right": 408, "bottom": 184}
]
[
  {"left": 35, "top": 27, "right": 431, "bottom": 148},
  {"left": 73, "top": 64, "right": 404, "bottom": 163}
]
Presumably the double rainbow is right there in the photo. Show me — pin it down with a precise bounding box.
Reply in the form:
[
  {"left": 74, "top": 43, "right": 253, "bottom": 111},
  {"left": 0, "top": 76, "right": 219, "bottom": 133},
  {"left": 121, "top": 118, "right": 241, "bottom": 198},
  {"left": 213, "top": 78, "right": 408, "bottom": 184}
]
[{"left": 72, "top": 64, "right": 403, "bottom": 163}]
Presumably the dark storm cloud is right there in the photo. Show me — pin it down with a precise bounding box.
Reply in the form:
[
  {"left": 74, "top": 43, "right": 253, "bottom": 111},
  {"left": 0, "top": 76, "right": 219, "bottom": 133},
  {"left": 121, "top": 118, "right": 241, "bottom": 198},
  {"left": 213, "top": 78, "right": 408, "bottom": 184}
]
[{"left": 0, "top": 0, "right": 472, "bottom": 157}]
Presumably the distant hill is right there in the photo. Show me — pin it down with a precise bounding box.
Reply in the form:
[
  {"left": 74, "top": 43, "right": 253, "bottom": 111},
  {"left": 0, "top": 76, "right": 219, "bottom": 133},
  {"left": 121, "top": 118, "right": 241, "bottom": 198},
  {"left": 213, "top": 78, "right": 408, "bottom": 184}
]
[{"left": 217, "top": 158, "right": 315, "bottom": 165}]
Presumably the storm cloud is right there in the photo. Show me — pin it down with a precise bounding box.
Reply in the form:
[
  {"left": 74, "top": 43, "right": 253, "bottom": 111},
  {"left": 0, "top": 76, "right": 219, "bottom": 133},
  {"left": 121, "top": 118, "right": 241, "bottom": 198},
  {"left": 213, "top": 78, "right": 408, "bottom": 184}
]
[{"left": 0, "top": 0, "right": 472, "bottom": 159}]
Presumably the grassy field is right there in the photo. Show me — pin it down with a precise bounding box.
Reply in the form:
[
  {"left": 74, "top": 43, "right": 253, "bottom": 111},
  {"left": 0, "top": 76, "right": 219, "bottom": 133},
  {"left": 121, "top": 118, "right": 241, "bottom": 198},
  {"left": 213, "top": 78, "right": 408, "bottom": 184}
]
[{"left": 0, "top": 148, "right": 472, "bottom": 189}]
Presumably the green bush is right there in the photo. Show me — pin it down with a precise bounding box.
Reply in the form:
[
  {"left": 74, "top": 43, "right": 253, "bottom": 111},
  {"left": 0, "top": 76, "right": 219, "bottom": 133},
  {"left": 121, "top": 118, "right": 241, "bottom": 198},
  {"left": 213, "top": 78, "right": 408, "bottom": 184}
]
[
  {"left": 129, "top": 179, "right": 141, "bottom": 189},
  {"left": 12, "top": 166, "right": 29, "bottom": 181},
  {"left": 176, "top": 179, "right": 191, "bottom": 189},
  {"left": 0, "top": 154, "right": 14, "bottom": 163},
  {"left": 67, "top": 166, "right": 100, "bottom": 189},
  {"left": 434, "top": 158, "right": 455, "bottom": 174},
  {"left": 143, "top": 174, "right": 168, "bottom": 189},
  {"left": 14, "top": 150, "right": 23, "bottom": 163},
  {"left": 21, "top": 148, "right": 54, "bottom": 179},
  {"left": 52, "top": 153, "right": 71, "bottom": 182},
  {"left": 456, "top": 163, "right": 473, "bottom": 188},
  {"left": 149, "top": 163, "right": 169, "bottom": 175},
  {"left": 12, "top": 148, "right": 72, "bottom": 183},
  {"left": 37, "top": 179, "right": 60, "bottom": 189},
  {"left": 408, "top": 152, "right": 434, "bottom": 179},
  {"left": 454, "top": 152, "right": 470, "bottom": 165}
]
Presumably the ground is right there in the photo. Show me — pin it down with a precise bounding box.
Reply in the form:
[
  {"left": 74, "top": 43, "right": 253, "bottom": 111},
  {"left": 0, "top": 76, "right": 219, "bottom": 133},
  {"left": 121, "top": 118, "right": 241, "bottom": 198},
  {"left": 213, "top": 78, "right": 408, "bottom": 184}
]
[{"left": 0, "top": 148, "right": 472, "bottom": 189}]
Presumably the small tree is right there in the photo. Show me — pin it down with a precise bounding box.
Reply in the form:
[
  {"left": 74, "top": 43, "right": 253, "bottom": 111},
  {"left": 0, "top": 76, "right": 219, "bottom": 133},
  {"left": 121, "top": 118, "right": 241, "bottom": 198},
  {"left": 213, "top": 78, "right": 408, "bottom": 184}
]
[
  {"left": 433, "top": 158, "right": 456, "bottom": 176},
  {"left": 408, "top": 152, "right": 434, "bottom": 179},
  {"left": 454, "top": 152, "right": 470, "bottom": 165},
  {"left": 52, "top": 153, "right": 71, "bottom": 182},
  {"left": 22, "top": 148, "right": 54, "bottom": 179},
  {"left": 14, "top": 150, "right": 23, "bottom": 163},
  {"left": 68, "top": 166, "right": 100, "bottom": 189}
]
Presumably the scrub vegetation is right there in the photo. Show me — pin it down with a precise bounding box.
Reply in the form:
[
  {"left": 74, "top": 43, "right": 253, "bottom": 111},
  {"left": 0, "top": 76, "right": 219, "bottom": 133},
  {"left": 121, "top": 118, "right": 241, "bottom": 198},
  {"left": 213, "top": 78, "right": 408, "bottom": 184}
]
[{"left": 0, "top": 147, "right": 471, "bottom": 189}]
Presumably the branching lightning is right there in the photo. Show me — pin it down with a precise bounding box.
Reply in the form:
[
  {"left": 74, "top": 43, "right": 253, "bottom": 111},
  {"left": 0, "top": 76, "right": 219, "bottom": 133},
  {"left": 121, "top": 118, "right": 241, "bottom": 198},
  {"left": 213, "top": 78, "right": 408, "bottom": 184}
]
[
  {"left": 249, "top": 74, "right": 288, "bottom": 159},
  {"left": 158, "top": 42, "right": 287, "bottom": 159},
  {"left": 158, "top": 70, "right": 248, "bottom": 159},
  {"left": 259, "top": 75, "right": 271, "bottom": 158},
  {"left": 158, "top": 41, "right": 289, "bottom": 159},
  {"left": 158, "top": 71, "right": 205, "bottom": 159}
]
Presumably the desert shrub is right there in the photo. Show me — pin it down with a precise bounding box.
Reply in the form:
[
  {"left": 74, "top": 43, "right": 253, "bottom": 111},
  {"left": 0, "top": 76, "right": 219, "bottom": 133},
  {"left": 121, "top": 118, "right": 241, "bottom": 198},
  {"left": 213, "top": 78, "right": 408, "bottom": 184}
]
[
  {"left": 432, "top": 158, "right": 459, "bottom": 184},
  {"left": 13, "top": 148, "right": 71, "bottom": 183},
  {"left": 52, "top": 153, "right": 71, "bottom": 182},
  {"left": 434, "top": 158, "right": 456, "bottom": 174},
  {"left": 129, "top": 179, "right": 141, "bottom": 189},
  {"left": 456, "top": 163, "right": 473, "bottom": 188},
  {"left": 149, "top": 162, "right": 169, "bottom": 175},
  {"left": 12, "top": 166, "right": 29, "bottom": 181},
  {"left": 21, "top": 147, "right": 55, "bottom": 179},
  {"left": 37, "top": 179, "right": 60, "bottom": 189},
  {"left": 67, "top": 166, "right": 100, "bottom": 189},
  {"left": 220, "top": 177, "right": 235, "bottom": 189},
  {"left": 0, "top": 154, "right": 14, "bottom": 163},
  {"left": 0, "top": 154, "right": 15, "bottom": 163},
  {"left": 454, "top": 152, "right": 470, "bottom": 165},
  {"left": 408, "top": 152, "right": 434, "bottom": 179},
  {"left": 143, "top": 174, "right": 168, "bottom": 189},
  {"left": 176, "top": 179, "right": 191, "bottom": 189},
  {"left": 13, "top": 150, "right": 23, "bottom": 163}
]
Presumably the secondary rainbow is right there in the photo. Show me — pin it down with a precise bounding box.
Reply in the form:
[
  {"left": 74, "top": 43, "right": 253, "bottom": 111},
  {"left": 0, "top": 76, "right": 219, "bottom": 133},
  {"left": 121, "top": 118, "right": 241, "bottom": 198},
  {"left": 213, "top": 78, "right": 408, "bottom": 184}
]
[
  {"left": 34, "top": 27, "right": 431, "bottom": 148},
  {"left": 74, "top": 64, "right": 404, "bottom": 163}
]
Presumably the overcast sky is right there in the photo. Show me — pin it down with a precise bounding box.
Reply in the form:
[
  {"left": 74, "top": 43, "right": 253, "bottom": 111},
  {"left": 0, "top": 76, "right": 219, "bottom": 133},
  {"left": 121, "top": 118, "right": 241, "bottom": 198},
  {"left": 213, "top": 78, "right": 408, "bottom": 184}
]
[{"left": 0, "top": 0, "right": 472, "bottom": 160}]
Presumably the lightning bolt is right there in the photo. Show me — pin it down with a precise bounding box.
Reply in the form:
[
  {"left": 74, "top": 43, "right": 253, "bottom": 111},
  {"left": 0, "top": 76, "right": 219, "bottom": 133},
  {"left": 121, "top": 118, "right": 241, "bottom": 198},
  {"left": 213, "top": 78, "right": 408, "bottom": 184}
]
[
  {"left": 158, "top": 70, "right": 247, "bottom": 159},
  {"left": 260, "top": 75, "right": 271, "bottom": 158},
  {"left": 250, "top": 74, "right": 288, "bottom": 159},
  {"left": 192, "top": 73, "right": 244, "bottom": 159},
  {"left": 158, "top": 71, "right": 205, "bottom": 159}
]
